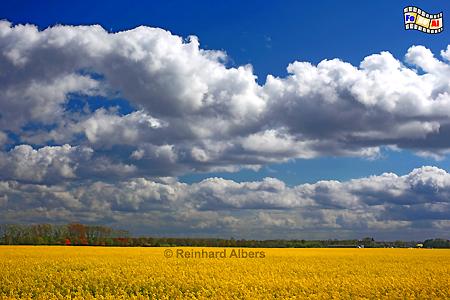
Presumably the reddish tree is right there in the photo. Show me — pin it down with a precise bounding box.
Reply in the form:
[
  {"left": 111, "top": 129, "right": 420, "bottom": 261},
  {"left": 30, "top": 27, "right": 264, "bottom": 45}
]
[{"left": 68, "top": 223, "right": 87, "bottom": 245}]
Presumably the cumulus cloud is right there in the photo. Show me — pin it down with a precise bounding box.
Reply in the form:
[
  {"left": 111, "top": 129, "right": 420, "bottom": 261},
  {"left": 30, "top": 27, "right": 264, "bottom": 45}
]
[
  {"left": 1, "top": 21, "right": 450, "bottom": 238},
  {"left": 264, "top": 51, "right": 450, "bottom": 154},
  {"left": 0, "top": 167, "right": 449, "bottom": 239},
  {"left": 0, "top": 144, "right": 140, "bottom": 184},
  {"left": 0, "top": 144, "right": 93, "bottom": 183},
  {"left": 1, "top": 21, "right": 450, "bottom": 179}
]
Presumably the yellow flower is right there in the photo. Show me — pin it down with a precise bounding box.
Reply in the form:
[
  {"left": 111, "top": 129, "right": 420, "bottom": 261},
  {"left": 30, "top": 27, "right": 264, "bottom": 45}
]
[{"left": 0, "top": 247, "right": 449, "bottom": 299}]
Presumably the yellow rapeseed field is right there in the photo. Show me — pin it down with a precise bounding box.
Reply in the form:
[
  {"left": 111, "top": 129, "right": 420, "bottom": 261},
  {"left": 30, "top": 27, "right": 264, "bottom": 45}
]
[{"left": 0, "top": 246, "right": 449, "bottom": 299}]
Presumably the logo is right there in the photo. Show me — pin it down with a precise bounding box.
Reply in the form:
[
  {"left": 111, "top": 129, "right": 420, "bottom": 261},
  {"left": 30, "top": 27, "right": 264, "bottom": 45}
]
[{"left": 404, "top": 6, "right": 443, "bottom": 34}]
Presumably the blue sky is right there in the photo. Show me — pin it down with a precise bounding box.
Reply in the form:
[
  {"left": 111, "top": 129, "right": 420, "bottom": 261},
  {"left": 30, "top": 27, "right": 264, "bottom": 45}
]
[
  {"left": 4, "top": 1, "right": 449, "bottom": 73},
  {"left": 1, "top": 1, "right": 450, "bottom": 239}
]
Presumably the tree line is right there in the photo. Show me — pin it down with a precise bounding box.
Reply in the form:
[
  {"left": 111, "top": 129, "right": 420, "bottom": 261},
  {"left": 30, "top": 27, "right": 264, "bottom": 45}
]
[
  {"left": 423, "top": 238, "right": 450, "bottom": 248},
  {"left": 0, "top": 223, "right": 130, "bottom": 246},
  {"left": 0, "top": 223, "right": 448, "bottom": 248}
]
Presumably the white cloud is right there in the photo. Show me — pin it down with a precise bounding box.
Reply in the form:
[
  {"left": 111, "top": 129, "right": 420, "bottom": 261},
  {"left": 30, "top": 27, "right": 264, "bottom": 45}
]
[
  {"left": 0, "top": 166, "right": 449, "bottom": 239},
  {"left": 1, "top": 21, "right": 450, "bottom": 178},
  {"left": 0, "top": 144, "right": 93, "bottom": 183},
  {"left": 1, "top": 21, "right": 450, "bottom": 238}
]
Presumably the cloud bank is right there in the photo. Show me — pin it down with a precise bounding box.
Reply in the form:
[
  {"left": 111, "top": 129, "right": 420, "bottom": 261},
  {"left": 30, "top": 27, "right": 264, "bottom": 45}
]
[
  {"left": 0, "top": 21, "right": 449, "bottom": 238},
  {"left": 0, "top": 166, "right": 449, "bottom": 239}
]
